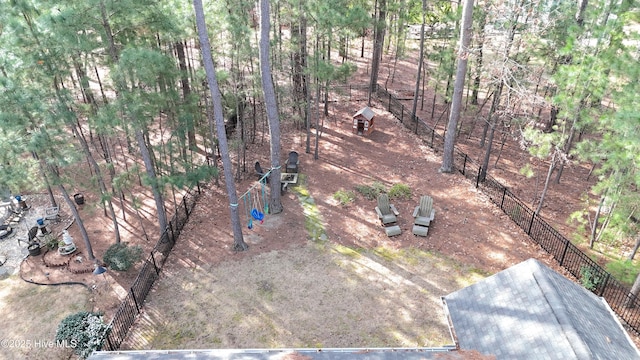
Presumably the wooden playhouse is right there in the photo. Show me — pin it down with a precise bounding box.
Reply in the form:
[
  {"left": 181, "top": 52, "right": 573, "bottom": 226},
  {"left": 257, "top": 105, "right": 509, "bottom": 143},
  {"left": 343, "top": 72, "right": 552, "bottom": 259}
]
[{"left": 352, "top": 106, "right": 375, "bottom": 136}]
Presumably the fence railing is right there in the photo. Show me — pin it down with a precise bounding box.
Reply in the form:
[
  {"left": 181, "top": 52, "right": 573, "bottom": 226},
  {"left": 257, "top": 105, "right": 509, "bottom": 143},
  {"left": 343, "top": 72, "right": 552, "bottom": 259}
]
[
  {"left": 101, "top": 183, "right": 202, "bottom": 351},
  {"left": 372, "top": 85, "right": 640, "bottom": 334}
]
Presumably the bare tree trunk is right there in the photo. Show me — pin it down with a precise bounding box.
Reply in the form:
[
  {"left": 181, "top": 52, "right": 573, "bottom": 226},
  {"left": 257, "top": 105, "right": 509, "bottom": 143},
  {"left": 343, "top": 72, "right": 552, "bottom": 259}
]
[
  {"left": 135, "top": 129, "right": 168, "bottom": 235},
  {"left": 58, "top": 184, "right": 95, "bottom": 261},
  {"left": 590, "top": 194, "right": 606, "bottom": 248},
  {"left": 194, "top": 0, "right": 247, "bottom": 250},
  {"left": 626, "top": 273, "right": 640, "bottom": 308},
  {"left": 368, "top": 0, "right": 386, "bottom": 105},
  {"left": 441, "top": 0, "right": 474, "bottom": 173},
  {"left": 71, "top": 123, "right": 122, "bottom": 243},
  {"left": 628, "top": 235, "right": 640, "bottom": 261},
  {"left": 535, "top": 153, "right": 557, "bottom": 215},
  {"left": 258, "top": 0, "right": 283, "bottom": 214},
  {"left": 411, "top": 0, "right": 427, "bottom": 131},
  {"left": 176, "top": 41, "right": 196, "bottom": 150},
  {"left": 471, "top": 10, "right": 486, "bottom": 105}
]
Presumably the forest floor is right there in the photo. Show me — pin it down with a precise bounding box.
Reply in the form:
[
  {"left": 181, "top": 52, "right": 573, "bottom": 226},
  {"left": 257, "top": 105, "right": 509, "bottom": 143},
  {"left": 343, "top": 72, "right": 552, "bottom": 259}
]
[
  {"left": 0, "top": 41, "right": 635, "bottom": 360},
  {"left": 118, "top": 53, "right": 590, "bottom": 350}
]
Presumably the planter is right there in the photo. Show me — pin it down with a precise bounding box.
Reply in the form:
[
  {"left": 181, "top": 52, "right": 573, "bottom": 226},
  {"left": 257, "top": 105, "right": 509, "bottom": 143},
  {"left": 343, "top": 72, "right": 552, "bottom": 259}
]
[
  {"left": 28, "top": 243, "right": 41, "bottom": 256},
  {"left": 73, "top": 193, "right": 85, "bottom": 205},
  {"left": 0, "top": 225, "right": 12, "bottom": 239}
]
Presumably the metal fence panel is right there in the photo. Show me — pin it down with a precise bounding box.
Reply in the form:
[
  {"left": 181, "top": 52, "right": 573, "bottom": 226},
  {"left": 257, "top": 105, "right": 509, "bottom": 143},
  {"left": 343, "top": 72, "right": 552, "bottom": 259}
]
[{"left": 102, "top": 184, "right": 202, "bottom": 350}]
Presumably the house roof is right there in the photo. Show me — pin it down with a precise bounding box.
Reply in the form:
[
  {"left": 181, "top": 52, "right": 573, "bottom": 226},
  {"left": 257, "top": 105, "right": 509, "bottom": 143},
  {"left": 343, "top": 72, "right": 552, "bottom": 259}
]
[
  {"left": 442, "top": 258, "right": 640, "bottom": 360},
  {"left": 89, "top": 347, "right": 457, "bottom": 360},
  {"left": 353, "top": 107, "right": 375, "bottom": 120}
]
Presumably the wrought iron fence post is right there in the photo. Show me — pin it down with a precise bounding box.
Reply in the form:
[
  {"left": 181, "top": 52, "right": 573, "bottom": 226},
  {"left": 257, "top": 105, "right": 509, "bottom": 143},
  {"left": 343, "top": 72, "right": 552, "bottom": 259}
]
[
  {"left": 183, "top": 197, "right": 189, "bottom": 217},
  {"left": 462, "top": 154, "right": 467, "bottom": 175},
  {"left": 559, "top": 240, "right": 570, "bottom": 266},
  {"left": 528, "top": 211, "right": 536, "bottom": 235},
  {"left": 131, "top": 288, "right": 140, "bottom": 313},
  {"left": 599, "top": 273, "right": 610, "bottom": 297},
  {"left": 400, "top": 104, "right": 404, "bottom": 123},
  {"left": 388, "top": 92, "right": 391, "bottom": 111},
  {"left": 500, "top": 187, "right": 507, "bottom": 210},
  {"left": 150, "top": 252, "right": 159, "bottom": 275},
  {"left": 430, "top": 128, "right": 435, "bottom": 148}
]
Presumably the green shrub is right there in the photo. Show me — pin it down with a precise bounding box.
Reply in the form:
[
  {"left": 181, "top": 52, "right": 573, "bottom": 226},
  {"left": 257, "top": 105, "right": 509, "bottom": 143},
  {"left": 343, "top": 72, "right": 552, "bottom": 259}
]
[
  {"left": 103, "top": 243, "right": 143, "bottom": 271},
  {"left": 355, "top": 181, "right": 386, "bottom": 200},
  {"left": 580, "top": 265, "right": 603, "bottom": 291},
  {"left": 56, "top": 311, "right": 111, "bottom": 359},
  {"left": 388, "top": 183, "right": 412, "bottom": 200},
  {"left": 333, "top": 189, "right": 356, "bottom": 206}
]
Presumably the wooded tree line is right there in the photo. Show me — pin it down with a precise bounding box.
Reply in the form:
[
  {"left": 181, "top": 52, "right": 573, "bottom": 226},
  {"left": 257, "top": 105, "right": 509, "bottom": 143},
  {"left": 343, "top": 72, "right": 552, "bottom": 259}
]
[{"left": 0, "top": 0, "right": 638, "bottom": 262}]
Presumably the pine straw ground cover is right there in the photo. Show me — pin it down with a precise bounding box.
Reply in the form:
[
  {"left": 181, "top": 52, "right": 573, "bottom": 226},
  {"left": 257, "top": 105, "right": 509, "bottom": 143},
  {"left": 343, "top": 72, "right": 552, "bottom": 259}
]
[{"left": 120, "top": 106, "right": 547, "bottom": 350}]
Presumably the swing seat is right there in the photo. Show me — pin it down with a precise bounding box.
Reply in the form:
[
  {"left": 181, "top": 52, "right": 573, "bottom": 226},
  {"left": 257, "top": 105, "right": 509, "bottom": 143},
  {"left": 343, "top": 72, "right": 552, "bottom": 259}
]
[{"left": 251, "top": 208, "right": 264, "bottom": 222}]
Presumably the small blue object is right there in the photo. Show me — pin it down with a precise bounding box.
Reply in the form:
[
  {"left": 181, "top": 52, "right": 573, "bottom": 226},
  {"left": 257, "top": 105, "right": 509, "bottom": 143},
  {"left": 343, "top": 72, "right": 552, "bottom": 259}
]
[
  {"left": 15, "top": 195, "right": 21, "bottom": 202},
  {"left": 36, "top": 218, "right": 44, "bottom": 226},
  {"left": 251, "top": 208, "right": 264, "bottom": 223}
]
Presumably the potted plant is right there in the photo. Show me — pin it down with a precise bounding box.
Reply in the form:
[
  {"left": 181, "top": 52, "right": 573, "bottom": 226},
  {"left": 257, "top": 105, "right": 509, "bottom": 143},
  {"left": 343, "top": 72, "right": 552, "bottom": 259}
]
[
  {"left": 27, "top": 242, "right": 41, "bottom": 256},
  {"left": 43, "top": 233, "right": 58, "bottom": 250}
]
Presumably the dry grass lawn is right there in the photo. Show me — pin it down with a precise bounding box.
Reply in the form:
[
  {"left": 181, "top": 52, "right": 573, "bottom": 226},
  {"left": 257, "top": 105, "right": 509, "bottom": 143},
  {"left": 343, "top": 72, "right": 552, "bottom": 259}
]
[
  {"left": 124, "top": 242, "right": 486, "bottom": 350},
  {"left": 0, "top": 276, "right": 91, "bottom": 359}
]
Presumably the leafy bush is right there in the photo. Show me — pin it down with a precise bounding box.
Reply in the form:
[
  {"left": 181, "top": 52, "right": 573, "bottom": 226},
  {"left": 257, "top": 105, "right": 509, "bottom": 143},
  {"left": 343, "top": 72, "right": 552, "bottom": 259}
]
[
  {"left": 355, "top": 181, "right": 386, "bottom": 200},
  {"left": 333, "top": 190, "right": 356, "bottom": 206},
  {"left": 388, "top": 183, "right": 412, "bottom": 200},
  {"left": 580, "top": 265, "right": 603, "bottom": 291},
  {"left": 103, "top": 243, "right": 143, "bottom": 271},
  {"left": 56, "top": 311, "right": 111, "bottom": 359}
]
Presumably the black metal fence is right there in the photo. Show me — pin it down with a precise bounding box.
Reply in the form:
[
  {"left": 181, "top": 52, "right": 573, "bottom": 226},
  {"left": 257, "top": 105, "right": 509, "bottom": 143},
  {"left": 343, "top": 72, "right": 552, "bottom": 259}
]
[
  {"left": 101, "top": 183, "right": 202, "bottom": 351},
  {"left": 372, "top": 85, "right": 640, "bottom": 334}
]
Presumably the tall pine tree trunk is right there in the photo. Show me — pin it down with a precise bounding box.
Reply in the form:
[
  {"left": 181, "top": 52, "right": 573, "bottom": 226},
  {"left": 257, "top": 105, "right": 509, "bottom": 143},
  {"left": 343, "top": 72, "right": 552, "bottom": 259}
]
[
  {"left": 368, "top": 0, "right": 386, "bottom": 105},
  {"left": 411, "top": 0, "right": 427, "bottom": 129},
  {"left": 441, "top": 0, "right": 474, "bottom": 173},
  {"left": 176, "top": 41, "right": 197, "bottom": 150},
  {"left": 135, "top": 129, "right": 168, "bottom": 235},
  {"left": 259, "top": 0, "right": 283, "bottom": 215},
  {"left": 193, "top": 0, "right": 247, "bottom": 250}
]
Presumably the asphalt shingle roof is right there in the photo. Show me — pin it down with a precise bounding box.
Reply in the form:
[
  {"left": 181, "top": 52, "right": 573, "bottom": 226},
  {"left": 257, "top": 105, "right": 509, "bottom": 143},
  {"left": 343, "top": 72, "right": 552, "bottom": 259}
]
[
  {"left": 442, "top": 258, "right": 640, "bottom": 359},
  {"left": 90, "top": 347, "right": 457, "bottom": 360}
]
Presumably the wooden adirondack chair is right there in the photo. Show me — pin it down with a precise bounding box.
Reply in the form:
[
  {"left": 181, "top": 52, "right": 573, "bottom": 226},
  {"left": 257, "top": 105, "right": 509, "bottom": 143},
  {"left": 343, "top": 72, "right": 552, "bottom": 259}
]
[
  {"left": 375, "top": 194, "right": 399, "bottom": 225},
  {"left": 413, "top": 195, "right": 435, "bottom": 236},
  {"left": 375, "top": 194, "right": 402, "bottom": 236},
  {"left": 286, "top": 151, "right": 299, "bottom": 173}
]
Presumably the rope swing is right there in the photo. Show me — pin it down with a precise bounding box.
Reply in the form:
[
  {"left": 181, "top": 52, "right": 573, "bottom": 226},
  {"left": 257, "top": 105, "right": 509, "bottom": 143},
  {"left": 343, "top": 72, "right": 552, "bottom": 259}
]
[{"left": 239, "top": 168, "right": 272, "bottom": 229}]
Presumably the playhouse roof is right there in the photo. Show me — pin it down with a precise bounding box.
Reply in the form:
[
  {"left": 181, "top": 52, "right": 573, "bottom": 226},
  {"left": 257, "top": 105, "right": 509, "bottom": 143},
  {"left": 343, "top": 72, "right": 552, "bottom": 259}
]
[
  {"left": 442, "top": 258, "right": 640, "bottom": 359},
  {"left": 353, "top": 106, "right": 375, "bottom": 120}
]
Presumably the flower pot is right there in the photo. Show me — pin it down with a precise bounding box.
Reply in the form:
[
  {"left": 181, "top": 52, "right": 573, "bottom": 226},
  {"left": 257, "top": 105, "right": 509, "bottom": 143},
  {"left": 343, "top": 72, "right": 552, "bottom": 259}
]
[
  {"left": 74, "top": 193, "right": 85, "bottom": 205},
  {"left": 28, "top": 243, "right": 41, "bottom": 256}
]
